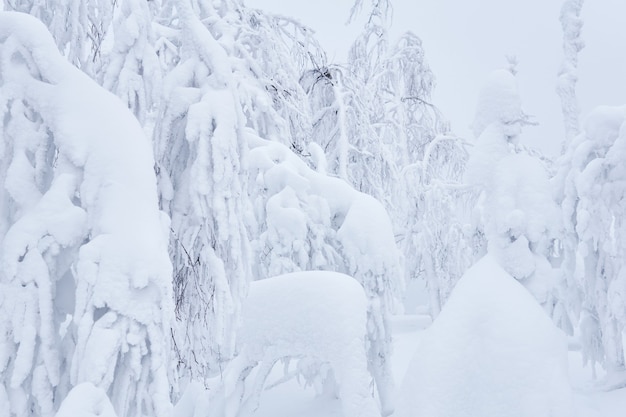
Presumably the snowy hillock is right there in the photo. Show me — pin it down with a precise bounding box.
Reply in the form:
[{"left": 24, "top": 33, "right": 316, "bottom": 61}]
[{"left": 396, "top": 254, "right": 571, "bottom": 417}]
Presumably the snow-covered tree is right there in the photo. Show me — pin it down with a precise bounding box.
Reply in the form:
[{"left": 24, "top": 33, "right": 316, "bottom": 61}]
[
  {"left": 0, "top": 12, "right": 174, "bottom": 417},
  {"left": 100, "top": 0, "right": 162, "bottom": 126},
  {"left": 303, "top": 1, "right": 471, "bottom": 321},
  {"left": 344, "top": 0, "right": 396, "bottom": 202},
  {"left": 150, "top": 0, "right": 331, "bottom": 384},
  {"left": 556, "top": 106, "right": 626, "bottom": 378},
  {"left": 302, "top": 63, "right": 376, "bottom": 184},
  {"left": 153, "top": 0, "right": 254, "bottom": 382},
  {"left": 380, "top": 34, "right": 473, "bottom": 316},
  {"left": 2, "top": 0, "right": 115, "bottom": 77},
  {"left": 466, "top": 69, "right": 560, "bottom": 308},
  {"left": 403, "top": 135, "right": 475, "bottom": 316},
  {"left": 557, "top": 0, "right": 584, "bottom": 145},
  {"left": 552, "top": 0, "right": 626, "bottom": 378},
  {"left": 235, "top": 7, "right": 325, "bottom": 153},
  {"left": 247, "top": 132, "right": 403, "bottom": 415},
  {"left": 3, "top": 0, "right": 163, "bottom": 126}
]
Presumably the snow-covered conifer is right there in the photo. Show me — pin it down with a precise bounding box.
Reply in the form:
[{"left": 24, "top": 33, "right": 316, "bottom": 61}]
[{"left": 466, "top": 69, "right": 560, "bottom": 307}]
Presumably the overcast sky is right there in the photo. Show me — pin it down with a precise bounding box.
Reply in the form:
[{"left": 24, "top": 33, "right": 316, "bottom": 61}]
[{"left": 247, "top": 0, "right": 626, "bottom": 156}]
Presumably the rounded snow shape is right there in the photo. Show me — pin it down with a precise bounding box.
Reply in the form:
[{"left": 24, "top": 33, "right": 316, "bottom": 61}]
[
  {"left": 55, "top": 382, "right": 117, "bottom": 417},
  {"left": 472, "top": 69, "right": 523, "bottom": 139},
  {"left": 395, "top": 254, "right": 572, "bottom": 417},
  {"left": 238, "top": 271, "right": 380, "bottom": 417}
]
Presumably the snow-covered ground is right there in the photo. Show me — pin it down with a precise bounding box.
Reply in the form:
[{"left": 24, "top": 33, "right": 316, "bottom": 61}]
[{"left": 246, "top": 314, "right": 626, "bottom": 417}]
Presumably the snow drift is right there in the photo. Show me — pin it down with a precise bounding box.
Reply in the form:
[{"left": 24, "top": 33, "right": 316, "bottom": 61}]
[{"left": 396, "top": 254, "right": 571, "bottom": 417}]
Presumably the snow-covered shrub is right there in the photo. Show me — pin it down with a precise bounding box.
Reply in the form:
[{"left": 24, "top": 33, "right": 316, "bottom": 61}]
[
  {"left": 556, "top": 105, "right": 626, "bottom": 376},
  {"left": 396, "top": 255, "right": 571, "bottom": 417},
  {"left": 233, "top": 271, "right": 379, "bottom": 417},
  {"left": 247, "top": 132, "right": 402, "bottom": 414},
  {"left": 0, "top": 12, "right": 173, "bottom": 417}
]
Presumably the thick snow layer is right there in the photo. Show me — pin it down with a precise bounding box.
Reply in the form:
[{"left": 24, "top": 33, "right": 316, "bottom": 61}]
[
  {"left": 240, "top": 271, "right": 367, "bottom": 360},
  {"left": 396, "top": 255, "right": 571, "bottom": 417},
  {"left": 472, "top": 69, "right": 523, "bottom": 139},
  {"left": 238, "top": 271, "right": 379, "bottom": 417},
  {"left": 54, "top": 383, "right": 117, "bottom": 417}
]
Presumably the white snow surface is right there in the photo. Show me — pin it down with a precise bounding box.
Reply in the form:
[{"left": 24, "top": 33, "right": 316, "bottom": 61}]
[
  {"left": 226, "top": 313, "right": 626, "bottom": 417},
  {"left": 395, "top": 254, "right": 572, "bottom": 417}
]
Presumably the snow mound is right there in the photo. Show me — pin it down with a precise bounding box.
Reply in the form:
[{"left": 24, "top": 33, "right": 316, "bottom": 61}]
[
  {"left": 54, "top": 383, "right": 117, "bottom": 417},
  {"left": 396, "top": 255, "right": 571, "bottom": 417},
  {"left": 237, "top": 271, "right": 379, "bottom": 417}
]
